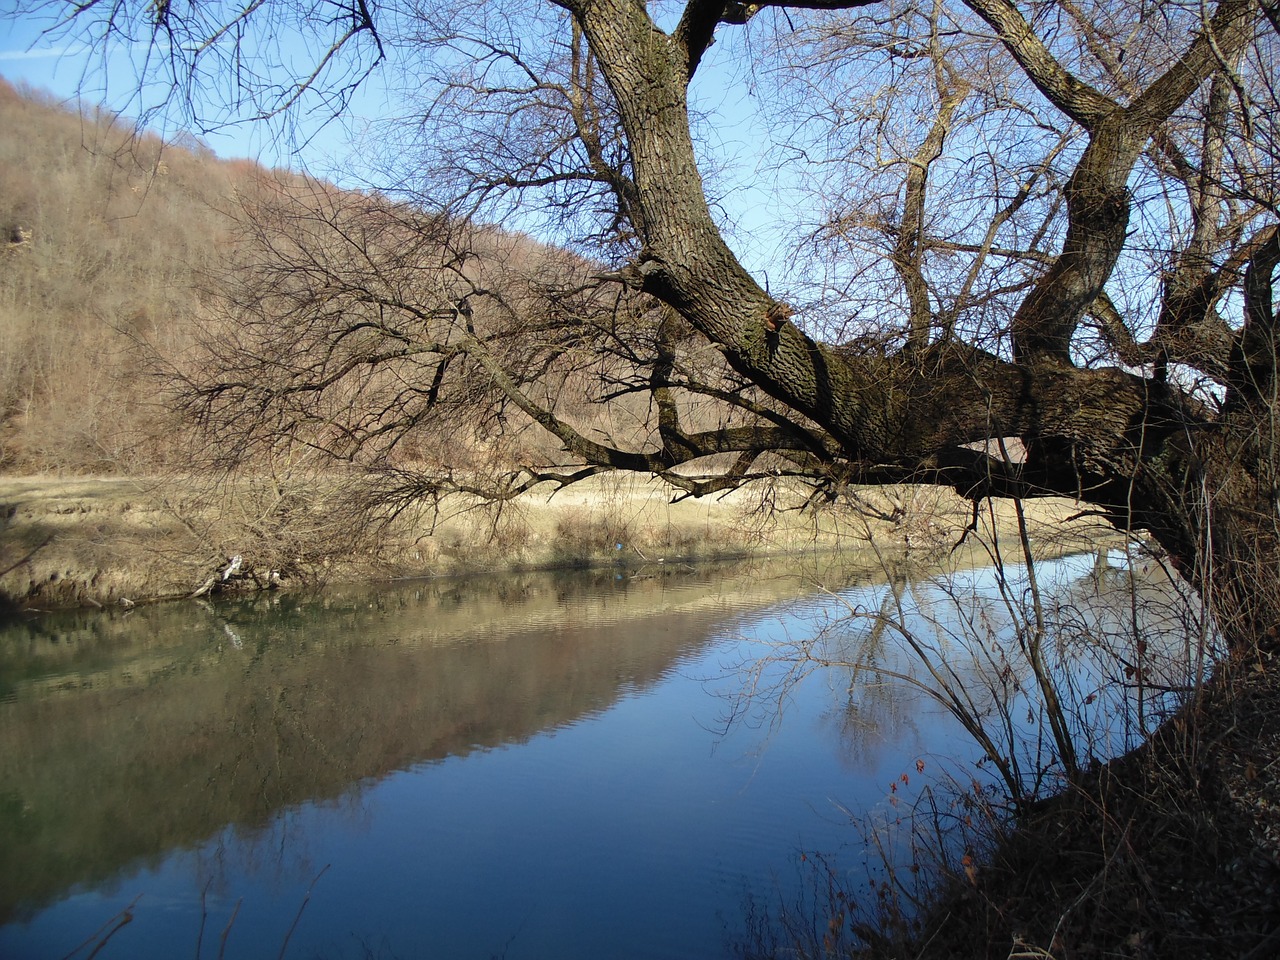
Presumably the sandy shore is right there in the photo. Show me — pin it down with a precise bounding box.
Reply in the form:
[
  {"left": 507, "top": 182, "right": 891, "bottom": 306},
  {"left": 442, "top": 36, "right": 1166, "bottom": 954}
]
[{"left": 0, "top": 474, "right": 1114, "bottom": 610}]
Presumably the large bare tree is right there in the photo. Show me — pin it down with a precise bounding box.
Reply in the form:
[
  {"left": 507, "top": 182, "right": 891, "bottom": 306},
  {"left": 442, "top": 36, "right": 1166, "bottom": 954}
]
[{"left": 24, "top": 0, "right": 1280, "bottom": 652}]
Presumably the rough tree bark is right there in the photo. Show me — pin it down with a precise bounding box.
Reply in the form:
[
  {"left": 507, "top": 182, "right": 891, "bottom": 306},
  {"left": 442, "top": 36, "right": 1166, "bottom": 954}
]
[
  {"left": 562, "top": 0, "right": 1276, "bottom": 649},
  {"left": 24, "top": 0, "right": 1278, "bottom": 650}
]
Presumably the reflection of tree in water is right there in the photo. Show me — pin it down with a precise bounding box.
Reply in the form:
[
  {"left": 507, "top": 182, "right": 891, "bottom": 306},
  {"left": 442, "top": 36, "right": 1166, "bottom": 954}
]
[
  {"left": 756, "top": 553, "right": 1207, "bottom": 807},
  {"left": 192, "top": 796, "right": 359, "bottom": 904},
  {"left": 823, "top": 578, "right": 926, "bottom": 775},
  {"left": 733, "top": 553, "right": 1213, "bottom": 960},
  {"left": 0, "top": 565, "right": 792, "bottom": 922}
]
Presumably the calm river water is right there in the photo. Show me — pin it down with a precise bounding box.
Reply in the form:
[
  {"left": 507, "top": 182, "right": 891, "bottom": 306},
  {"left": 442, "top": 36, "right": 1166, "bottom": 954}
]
[{"left": 0, "top": 552, "right": 1203, "bottom": 959}]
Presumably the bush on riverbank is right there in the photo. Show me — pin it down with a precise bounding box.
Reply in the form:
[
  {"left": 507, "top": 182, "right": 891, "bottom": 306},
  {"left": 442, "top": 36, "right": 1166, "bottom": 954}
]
[{"left": 883, "top": 644, "right": 1280, "bottom": 960}]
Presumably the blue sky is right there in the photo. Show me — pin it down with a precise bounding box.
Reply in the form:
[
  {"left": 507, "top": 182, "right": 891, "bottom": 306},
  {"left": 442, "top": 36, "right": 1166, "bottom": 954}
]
[
  {"left": 0, "top": 2, "right": 794, "bottom": 283},
  {"left": 0, "top": 4, "right": 360, "bottom": 173}
]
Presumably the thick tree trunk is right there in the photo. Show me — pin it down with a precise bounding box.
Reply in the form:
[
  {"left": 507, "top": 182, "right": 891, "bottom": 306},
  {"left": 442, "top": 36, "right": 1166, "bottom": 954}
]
[{"left": 569, "top": 0, "right": 1276, "bottom": 651}]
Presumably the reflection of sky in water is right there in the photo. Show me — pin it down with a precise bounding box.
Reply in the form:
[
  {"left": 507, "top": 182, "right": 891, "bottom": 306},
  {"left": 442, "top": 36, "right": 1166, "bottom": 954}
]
[{"left": 0, "top": 555, "right": 1209, "bottom": 960}]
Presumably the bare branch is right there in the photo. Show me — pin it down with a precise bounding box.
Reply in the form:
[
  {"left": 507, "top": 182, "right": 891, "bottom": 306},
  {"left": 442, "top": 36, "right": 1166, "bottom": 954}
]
[{"left": 962, "top": 0, "right": 1115, "bottom": 127}]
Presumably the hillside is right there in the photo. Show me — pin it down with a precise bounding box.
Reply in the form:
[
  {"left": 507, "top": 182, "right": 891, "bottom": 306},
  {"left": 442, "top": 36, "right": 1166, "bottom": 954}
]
[
  {"left": 0, "top": 84, "right": 793, "bottom": 603},
  {"left": 0, "top": 81, "right": 1112, "bottom": 611},
  {"left": 0, "top": 80, "right": 244, "bottom": 472},
  {"left": 0, "top": 80, "right": 679, "bottom": 478}
]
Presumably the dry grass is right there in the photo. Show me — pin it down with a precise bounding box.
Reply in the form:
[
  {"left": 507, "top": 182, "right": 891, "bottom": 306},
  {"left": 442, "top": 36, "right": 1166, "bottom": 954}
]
[{"left": 0, "top": 473, "right": 1109, "bottom": 610}]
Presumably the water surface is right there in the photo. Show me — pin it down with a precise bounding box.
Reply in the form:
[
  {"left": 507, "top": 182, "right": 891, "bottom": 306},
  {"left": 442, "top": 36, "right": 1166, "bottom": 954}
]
[{"left": 0, "top": 553, "right": 1202, "bottom": 959}]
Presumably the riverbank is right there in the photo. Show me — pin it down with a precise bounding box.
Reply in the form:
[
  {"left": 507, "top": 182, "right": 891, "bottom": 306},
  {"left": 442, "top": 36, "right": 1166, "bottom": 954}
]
[
  {"left": 9, "top": 472, "right": 1272, "bottom": 958},
  {"left": 889, "top": 638, "right": 1280, "bottom": 960},
  {"left": 0, "top": 474, "right": 1110, "bottom": 610}
]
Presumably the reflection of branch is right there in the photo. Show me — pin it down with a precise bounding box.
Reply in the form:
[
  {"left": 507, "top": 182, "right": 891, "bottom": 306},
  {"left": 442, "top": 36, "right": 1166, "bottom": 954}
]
[
  {"left": 278, "top": 864, "right": 331, "bottom": 960},
  {"left": 62, "top": 894, "right": 139, "bottom": 960}
]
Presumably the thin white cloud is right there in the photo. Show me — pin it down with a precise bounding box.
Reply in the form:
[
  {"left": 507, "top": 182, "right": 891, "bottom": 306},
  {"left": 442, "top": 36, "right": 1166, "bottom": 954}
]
[{"left": 0, "top": 45, "right": 89, "bottom": 61}]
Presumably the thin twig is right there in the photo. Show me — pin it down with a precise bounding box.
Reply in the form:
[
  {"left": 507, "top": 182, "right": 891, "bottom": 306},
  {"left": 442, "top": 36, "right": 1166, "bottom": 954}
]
[
  {"left": 278, "top": 864, "right": 331, "bottom": 960},
  {"left": 218, "top": 898, "right": 242, "bottom": 960},
  {"left": 59, "top": 896, "right": 141, "bottom": 960}
]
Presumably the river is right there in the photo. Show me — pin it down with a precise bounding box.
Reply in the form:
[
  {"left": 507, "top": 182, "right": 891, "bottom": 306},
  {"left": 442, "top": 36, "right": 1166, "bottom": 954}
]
[{"left": 0, "top": 551, "right": 1206, "bottom": 959}]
